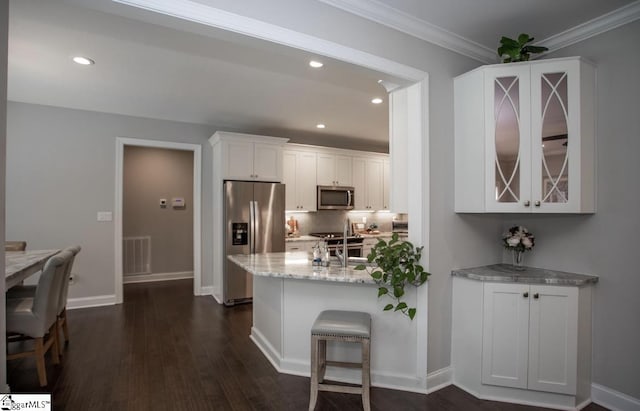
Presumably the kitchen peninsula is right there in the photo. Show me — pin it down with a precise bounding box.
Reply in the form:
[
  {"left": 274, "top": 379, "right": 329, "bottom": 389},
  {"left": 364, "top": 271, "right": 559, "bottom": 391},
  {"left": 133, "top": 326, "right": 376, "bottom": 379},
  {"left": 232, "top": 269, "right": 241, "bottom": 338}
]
[{"left": 227, "top": 251, "right": 427, "bottom": 392}]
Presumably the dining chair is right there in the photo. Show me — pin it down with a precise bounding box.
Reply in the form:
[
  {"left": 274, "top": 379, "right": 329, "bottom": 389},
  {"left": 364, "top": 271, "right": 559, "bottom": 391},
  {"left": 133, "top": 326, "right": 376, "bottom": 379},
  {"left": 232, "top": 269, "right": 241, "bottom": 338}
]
[
  {"left": 56, "top": 245, "right": 80, "bottom": 349},
  {"left": 6, "top": 250, "right": 73, "bottom": 386},
  {"left": 5, "top": 241, "right": 27, "bottom": 251},
  {"left": 7, "top": 246, "right": 81, "bottom": 354}
]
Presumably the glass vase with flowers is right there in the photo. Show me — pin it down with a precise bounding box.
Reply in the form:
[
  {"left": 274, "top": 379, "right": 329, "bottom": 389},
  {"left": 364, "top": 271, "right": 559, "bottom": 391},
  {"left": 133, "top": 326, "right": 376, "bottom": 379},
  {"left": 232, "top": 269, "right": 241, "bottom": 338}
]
[{"left": 502, "top": 225, "right": 535, "bottom": 270}]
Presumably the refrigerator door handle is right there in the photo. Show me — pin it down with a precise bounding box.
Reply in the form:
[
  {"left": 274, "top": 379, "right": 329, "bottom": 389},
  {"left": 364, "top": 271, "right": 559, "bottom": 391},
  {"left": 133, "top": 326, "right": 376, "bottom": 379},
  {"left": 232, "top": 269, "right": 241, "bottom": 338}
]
[
  {"left": 253, "top": 201, "right": 259, "bottom": 253},
  {"left": 249, "top": 200, "right": 256, "bottom": 254}
]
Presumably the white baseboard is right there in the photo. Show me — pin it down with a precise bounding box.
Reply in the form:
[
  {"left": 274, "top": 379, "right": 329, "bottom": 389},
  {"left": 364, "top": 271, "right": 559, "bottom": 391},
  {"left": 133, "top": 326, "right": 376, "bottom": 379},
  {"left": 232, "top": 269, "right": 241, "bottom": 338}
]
[
  {"left": 123, "top": 271, "right": 193, "bottom": 284},
  {"left": 250, "top": 327, "right": 427, "bottom": 394},
  {"left": 212, "top": 287, "right": 223, "bottom": 304},
  {"left": 592, "top": 383, "right": 640, "bottom": 411},
  {"left": 250, "top": 327, "right": 283, "bottom": 371},
  {"left": 426, "top": 366, "right": 453, "bottom": 394},
  {"left": 198, "top": 286, "right": 214, "bottom": 296},
  {"left": 67, "top": 294, "right": 117, "bottom": 309}
]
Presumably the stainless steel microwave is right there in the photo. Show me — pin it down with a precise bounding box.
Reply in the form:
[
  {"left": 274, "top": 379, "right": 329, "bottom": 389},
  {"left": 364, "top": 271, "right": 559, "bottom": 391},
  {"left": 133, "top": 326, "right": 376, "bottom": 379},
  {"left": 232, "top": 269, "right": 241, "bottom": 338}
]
[{"left": 317, "top": 186, "right": 354, "bottom": 210}]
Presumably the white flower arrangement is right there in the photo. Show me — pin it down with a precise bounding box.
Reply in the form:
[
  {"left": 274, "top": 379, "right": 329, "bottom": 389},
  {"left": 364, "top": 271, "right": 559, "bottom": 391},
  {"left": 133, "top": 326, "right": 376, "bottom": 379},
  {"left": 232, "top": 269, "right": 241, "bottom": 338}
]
[{"left": 502, "top": 225, "right": 535, "bottom": 253}]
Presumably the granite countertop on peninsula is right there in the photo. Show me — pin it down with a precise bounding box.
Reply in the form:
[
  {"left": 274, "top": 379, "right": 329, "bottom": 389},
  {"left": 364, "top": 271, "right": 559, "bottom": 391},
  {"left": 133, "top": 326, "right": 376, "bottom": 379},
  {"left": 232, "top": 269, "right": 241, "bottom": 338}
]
[
  {"left": 452, "top": 264, "right": 598, "bottom": 286},
  {"left": 227, "top": 252, "right": 375, "bottom": 284},
  {"left": 285, "top": 235, "right": 317, "bottom": 242}
]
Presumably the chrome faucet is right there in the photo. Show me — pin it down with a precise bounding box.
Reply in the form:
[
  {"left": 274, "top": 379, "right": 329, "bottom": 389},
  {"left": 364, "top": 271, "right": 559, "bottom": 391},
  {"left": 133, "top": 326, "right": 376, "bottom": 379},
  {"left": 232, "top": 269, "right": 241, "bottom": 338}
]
[{"left": 335, "top": 218, "right": 349, "bottom": 268}]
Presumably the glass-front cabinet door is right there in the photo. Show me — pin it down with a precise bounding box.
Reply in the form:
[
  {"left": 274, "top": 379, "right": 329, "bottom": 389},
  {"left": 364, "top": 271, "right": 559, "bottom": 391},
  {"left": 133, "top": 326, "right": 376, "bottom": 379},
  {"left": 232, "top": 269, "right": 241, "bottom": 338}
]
[
  {"left": 530, "top": 60, "right": 580, "bottom": 212},
  {"left": 485, "top": 66, "right": 531, "bottom": 212}
]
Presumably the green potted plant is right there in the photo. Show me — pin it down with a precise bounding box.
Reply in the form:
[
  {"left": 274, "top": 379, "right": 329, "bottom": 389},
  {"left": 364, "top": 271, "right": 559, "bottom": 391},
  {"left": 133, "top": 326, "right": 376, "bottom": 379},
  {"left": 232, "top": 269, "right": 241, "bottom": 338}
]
[
  {"left": 497, "top": 33, "right": 548, "bottom": 63},
  {"left": 355, "top": 233, "right": 429, "bottom": 320}
]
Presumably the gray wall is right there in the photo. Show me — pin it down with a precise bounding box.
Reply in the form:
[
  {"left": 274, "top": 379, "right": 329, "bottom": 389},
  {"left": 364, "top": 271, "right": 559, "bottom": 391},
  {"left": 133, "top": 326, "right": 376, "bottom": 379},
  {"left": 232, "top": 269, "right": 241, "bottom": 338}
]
[
  {"left": 225, "top": 1, "right": 640, "bottom": 396},
  {"left": 0, "top": 0, "right": 8, "bottom": 391},
  {"left": 123, "top": 146, "right": 194, "bottom": 275},
  {"left": 5, "top": 102, "right": 214, "bottom": 298},
  {"left": 195, "top": 0, "right": 500, "bottom": 377},
  {"left": 6, "top": 0, "right": 498, "bottom": 383},
  {"left": 503, "top": 21, "right": 640, "bottom": 399}
]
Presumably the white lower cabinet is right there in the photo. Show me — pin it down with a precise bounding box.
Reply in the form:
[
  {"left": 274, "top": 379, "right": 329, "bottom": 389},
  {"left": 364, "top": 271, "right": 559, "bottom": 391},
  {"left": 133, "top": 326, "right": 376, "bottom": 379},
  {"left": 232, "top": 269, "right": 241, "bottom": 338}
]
[
  {"left": 452, "top": 276, "right": 593, "bottom": 409},
  {"left": 285, "top": 240, "right": 316, "bottom": 252},
  {"left": 362, "top": 238, "right": 377, "bottom": 257},
  {"left": 482, "top": 283, "right": 578, "bottom": 395}
]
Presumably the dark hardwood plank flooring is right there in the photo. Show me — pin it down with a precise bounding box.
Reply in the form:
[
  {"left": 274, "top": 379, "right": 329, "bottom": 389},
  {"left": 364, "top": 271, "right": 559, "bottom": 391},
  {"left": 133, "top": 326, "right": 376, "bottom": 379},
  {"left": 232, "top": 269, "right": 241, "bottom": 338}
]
[{"left": 7, "top": 280, "right": 609, "bottom": 410}]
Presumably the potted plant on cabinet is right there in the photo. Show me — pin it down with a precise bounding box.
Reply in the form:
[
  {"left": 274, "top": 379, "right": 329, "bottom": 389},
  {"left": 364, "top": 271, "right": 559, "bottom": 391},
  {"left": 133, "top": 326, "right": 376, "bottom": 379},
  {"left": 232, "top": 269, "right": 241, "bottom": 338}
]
[{"left": 497, "top": 33, "right": 548, "bottom": 63}]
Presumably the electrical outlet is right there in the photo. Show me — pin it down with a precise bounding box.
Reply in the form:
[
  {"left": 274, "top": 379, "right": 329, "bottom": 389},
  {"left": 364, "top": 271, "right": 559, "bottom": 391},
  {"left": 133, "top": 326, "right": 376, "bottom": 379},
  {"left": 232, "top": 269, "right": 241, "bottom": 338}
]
[{"left": 97, "top": 211, "right": 113, "bottom": 222}]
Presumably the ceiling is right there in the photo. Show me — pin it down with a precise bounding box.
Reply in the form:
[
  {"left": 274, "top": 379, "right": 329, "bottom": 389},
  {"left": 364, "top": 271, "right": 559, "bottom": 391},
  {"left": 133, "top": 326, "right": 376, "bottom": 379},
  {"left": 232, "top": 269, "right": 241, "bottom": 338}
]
[{"left": 7, "top": 0, "right": 639, "bottom": 151}]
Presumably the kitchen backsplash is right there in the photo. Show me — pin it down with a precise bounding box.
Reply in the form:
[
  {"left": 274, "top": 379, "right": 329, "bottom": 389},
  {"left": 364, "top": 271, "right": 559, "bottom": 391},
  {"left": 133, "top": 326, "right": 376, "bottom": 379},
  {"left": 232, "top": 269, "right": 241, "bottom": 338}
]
[{"left": 286, "top": 210, "right": 407, "bottom": 235}]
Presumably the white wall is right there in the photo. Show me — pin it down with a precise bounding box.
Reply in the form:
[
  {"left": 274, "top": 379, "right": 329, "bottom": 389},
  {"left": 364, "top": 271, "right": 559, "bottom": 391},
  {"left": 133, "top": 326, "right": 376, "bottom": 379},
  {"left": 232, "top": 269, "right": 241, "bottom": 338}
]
[
  {"left": 503, "top": 21, "right": 640, "bottom": 399},
  {"left": 0, "top": 0, "right": 8, "bottom": 392},
  {"left": 5, "top": 102, "right": 214, "bottom": 299}
]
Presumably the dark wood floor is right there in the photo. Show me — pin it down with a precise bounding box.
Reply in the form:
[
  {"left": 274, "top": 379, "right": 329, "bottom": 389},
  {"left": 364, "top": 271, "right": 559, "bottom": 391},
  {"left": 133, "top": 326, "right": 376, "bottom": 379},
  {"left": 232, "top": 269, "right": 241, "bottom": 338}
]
[{"left": 7, "top": 280, "right": 608, "bottom": 410}]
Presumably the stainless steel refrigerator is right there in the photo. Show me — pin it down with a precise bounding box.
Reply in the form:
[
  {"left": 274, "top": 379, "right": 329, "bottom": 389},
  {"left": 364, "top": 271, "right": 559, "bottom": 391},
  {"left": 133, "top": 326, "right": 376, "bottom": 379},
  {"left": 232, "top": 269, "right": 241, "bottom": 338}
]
[{"left": 223, "top": 181, "right": 285, "bottom": 306}]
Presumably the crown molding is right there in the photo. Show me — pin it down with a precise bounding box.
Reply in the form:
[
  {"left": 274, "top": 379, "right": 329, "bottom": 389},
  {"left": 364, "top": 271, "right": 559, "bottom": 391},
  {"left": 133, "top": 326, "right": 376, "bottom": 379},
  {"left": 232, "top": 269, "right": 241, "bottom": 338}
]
[
  {"left": 318, "top": 0, "right": 497, "bottom": 64},
  {"left": 539, "top": 0, "right": 640, "bottom": 52},
  {"left": 320, "top": 0, "right": 640, "bottom": 64}
]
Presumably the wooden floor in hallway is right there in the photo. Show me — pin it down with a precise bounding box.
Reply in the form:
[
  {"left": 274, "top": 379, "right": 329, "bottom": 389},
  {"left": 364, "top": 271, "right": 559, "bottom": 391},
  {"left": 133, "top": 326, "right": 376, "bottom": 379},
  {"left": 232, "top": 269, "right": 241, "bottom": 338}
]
[{"left": 7, "top": 279, "right": 608, "bottom": 410}]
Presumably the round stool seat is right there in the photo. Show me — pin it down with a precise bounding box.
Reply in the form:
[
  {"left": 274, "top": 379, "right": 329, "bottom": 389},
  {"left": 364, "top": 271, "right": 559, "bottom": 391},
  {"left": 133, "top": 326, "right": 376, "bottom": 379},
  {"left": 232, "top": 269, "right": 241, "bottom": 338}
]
[{"left": 311, "top": 310, "right": 371, "bottom": 338}]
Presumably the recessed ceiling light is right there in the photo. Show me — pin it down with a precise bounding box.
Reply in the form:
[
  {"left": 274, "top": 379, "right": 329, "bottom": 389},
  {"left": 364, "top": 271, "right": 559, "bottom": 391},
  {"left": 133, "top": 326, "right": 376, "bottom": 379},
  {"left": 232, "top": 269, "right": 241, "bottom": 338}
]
[
  {"left": 73, "top": 56, "right": 95, "bottom": 65},
  {"left": 309, "top": 60, "right": 324, "bottom": 68},
  {"left": 316, "top": 124, "right": 326, "bottom": 129},
  {"left": 371, "top": 97, "right": 383, "bottom": 104}
]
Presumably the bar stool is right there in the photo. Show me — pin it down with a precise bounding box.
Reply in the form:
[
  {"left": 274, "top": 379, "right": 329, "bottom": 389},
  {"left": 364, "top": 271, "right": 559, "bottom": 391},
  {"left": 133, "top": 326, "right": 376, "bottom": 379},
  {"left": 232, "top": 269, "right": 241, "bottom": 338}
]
[{"left": 309, "top": 310, "right": 371, "bottom": 411}]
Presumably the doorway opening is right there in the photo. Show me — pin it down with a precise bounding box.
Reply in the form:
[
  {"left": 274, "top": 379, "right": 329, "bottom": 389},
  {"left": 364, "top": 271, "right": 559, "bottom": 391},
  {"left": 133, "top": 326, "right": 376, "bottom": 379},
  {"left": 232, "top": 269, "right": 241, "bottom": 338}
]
[{"left": 115, "top": 138, "right": 202, "bottom": 303}]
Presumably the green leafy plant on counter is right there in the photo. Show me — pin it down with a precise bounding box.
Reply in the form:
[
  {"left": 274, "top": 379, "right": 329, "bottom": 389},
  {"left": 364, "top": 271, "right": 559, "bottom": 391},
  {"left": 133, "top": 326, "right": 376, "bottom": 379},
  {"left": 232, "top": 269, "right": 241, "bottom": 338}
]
[
  {"left": 354, "top": 233, "right": 429, "bottom": 320},
  {"left": 497, "top": 33, "right": 548, "bottom": 63}
]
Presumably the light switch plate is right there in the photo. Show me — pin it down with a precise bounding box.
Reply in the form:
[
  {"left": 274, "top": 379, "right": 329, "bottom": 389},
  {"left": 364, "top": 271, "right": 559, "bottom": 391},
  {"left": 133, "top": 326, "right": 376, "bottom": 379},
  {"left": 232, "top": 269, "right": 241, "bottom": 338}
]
[{"left": 97, "top": 211, "right": 113, "bottom": 222}]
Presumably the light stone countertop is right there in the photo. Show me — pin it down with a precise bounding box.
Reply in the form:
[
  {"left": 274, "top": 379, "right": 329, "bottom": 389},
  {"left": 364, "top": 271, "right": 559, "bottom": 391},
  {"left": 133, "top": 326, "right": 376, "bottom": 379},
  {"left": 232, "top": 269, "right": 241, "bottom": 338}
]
[
  {"left": 284, "top": 235, "right": 317, "bottom": 242},
  {"left": 227, "top": 252, "right": 376, "bottom": 284},
  {"left": 451, "top": 264, "right": 598, "bottom": 286},
  {"left": 285, "top": 232, "right": 401, "bottom": 242}
]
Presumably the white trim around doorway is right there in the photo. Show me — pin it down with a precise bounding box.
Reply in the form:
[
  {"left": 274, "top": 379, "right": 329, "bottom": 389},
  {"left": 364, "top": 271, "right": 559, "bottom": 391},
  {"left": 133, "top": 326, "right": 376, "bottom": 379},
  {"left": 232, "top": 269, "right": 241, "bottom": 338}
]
[{"left": 115, "top": 137, "right": 202, "bottom": 303}]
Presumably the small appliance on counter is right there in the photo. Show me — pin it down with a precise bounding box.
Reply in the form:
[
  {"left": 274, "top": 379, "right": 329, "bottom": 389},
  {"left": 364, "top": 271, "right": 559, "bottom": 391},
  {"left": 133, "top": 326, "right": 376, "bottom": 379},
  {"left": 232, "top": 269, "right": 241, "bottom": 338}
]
[
  {"left": 392, "top": 220, "right": 408, "bottom": 236},
  {"left": 286, "top": 216, "right": 299, "bottom": 237}
]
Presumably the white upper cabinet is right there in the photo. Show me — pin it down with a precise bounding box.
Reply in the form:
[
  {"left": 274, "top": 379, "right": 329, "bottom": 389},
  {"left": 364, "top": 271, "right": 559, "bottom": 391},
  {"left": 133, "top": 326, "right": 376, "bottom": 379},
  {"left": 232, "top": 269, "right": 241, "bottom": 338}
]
[
  {"left": 383, "top": 160, "right": 390, "bottom": 211},
  {"left": 455, "top": 57, "right": 595, "bottom": 213},
  {"left": 352, "top": 157, "right": 384, "bottom": 210},
  {"left": 283, "top": 150, "right": 317, "bottom": 211},
  {"left": 210, "top": 132, "right": 289, "bottom": 182},
  {"left": 317, "top": 153, "right": 352, "bottom": 186}
]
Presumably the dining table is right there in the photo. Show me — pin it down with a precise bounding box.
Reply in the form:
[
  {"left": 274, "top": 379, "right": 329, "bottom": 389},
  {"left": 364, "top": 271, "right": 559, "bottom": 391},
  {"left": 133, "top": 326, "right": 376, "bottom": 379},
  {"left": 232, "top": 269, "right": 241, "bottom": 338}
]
[{"left": 5, "top": 249, "right": 61, "bottom": 290}]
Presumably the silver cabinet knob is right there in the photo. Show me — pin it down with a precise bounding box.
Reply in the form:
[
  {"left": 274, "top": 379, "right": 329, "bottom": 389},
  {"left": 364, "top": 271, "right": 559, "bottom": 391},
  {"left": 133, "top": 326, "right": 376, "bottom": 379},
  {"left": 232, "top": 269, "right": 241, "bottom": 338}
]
[
  {"left": 535, "top": 200, "right": 541, "bottom": 207},
  {"left": 524, "top": 200, "right": 531, "bottom": 207}
]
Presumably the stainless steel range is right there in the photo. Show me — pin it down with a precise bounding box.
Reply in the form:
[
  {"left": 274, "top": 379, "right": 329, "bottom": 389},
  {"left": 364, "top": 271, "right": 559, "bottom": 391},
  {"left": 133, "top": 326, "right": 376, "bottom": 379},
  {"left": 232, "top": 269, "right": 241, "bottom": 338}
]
[{"left": 309, "top": 232, "right": 364, "bottom": 257}]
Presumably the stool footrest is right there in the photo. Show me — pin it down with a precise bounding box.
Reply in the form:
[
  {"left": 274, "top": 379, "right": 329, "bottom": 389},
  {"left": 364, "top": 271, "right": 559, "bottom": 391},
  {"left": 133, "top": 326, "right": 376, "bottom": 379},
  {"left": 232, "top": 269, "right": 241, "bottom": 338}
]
[
  {"left": 318, "top": 383, "right": 362, "bottom": 395},
  {"left": 325, "top": 360, "right": 362, "bottom": 369}
]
